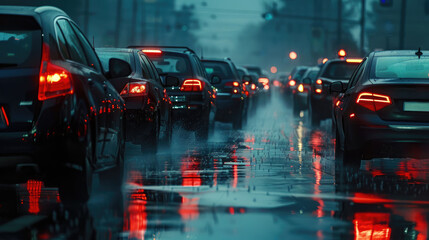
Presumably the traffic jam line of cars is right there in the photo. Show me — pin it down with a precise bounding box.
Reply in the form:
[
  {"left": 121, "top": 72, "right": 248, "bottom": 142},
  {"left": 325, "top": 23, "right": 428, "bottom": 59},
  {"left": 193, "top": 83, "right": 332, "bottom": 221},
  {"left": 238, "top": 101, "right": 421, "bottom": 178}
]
[
  {"left": 280, "top": 48, "right": 429, "bottom": 168},
  {"left": 0, "top": 6, "right": 269, "bottom": 202}
]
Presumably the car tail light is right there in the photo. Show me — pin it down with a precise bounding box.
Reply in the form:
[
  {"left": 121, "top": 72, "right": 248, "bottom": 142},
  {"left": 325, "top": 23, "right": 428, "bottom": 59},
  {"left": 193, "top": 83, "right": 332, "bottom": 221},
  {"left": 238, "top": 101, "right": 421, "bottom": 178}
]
[
  {"left": 289, "top": 80, "right": 296, "bottom": 86},
  {"left": 181, "top": 79, "right": 204, "bottom": 92},
  {"left": 120, "top": 82, "right": 147, "bottom": 96},
  {"left": 1, "top": 106, "right": 9, "bottom": 127},
  {"left": 346, "top": 58, "right": 363, "bottom": 63},
  {"left": 316, "top": 79, "right": 322, "bottom": 85},
  {"left": 264, "top": 85, "right": 270, "bottom": 90},
  {"left": 244, "top": 81, "right": 250, "bottom": 85},
  {"left": 258, "top": 78, "right": 269, "bottom": 85},
  {"left": 142, "top": 49, "right": 162, "bottom": 54},
  {"left": 356, "top": 92, "right": 392, "bottom": 111},
  {"left": 315, "top": 89, "right": 322, "bottom": 94},
  {"left": 298, "top": 84, "right": 304, "bottom": 92},
  {"left": 225, "top": 81, "right": 240, "bottom": 87},
  {"left": 38, "top": 43, "right": 73, "bottom": 101},
  {"left": 251, "top": 84, "right": 256, "bottom": 90}
]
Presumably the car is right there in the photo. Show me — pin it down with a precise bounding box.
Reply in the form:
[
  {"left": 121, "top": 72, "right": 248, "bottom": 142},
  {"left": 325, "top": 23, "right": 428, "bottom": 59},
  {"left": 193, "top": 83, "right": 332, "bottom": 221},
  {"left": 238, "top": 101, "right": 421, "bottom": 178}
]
[
  {"left": 202, "top": 58, "right": 248, "bottom": 129},
  {"left": 96, "top": 48, "right": 173, "bottom": 153},
  {"left": 286, "top": 66, "right": 308, "bottom": 100},
  {"left": 292, "top": 66, "right": 320, "bottom": 116},
  {"left": 128, "top": 46, "right": 216, "bottom": 141},
  {"left": 243, "top": 66, "right": 270, "bottom": 103},
  {"left": 237, "top": 66, "right": 260, "bottom": 111},
  {"left": 308, "top": 58, "right": 361, "bottom": 126},
  {"left": 0, "top": 6, "right": 130, "bottom": 201},
  {"left": 332, "top": 50, "right": 429, "bottom": 166}
]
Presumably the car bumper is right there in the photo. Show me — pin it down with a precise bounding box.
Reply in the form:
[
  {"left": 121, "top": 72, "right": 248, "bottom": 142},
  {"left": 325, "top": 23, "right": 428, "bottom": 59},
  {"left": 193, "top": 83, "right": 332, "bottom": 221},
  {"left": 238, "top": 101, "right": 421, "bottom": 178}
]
[{"left": 346, "top": 114, "right": 429, "bottom": 159}]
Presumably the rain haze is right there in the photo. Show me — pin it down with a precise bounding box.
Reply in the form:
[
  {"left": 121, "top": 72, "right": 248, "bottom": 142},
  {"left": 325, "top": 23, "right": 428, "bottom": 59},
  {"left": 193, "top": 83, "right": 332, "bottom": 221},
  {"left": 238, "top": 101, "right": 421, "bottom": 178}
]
[{"left": 1, "top": 0, "right": 429, "bottom": 239}]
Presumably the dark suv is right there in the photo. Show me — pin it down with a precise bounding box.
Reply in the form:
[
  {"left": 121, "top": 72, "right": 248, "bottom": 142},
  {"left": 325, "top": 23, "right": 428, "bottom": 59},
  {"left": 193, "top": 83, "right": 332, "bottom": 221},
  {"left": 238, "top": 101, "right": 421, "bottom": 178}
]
[
  {"left": 202, "top": 58, "right": 248, "bottom": 129},
  {"left": 129, "top": 46, "right": 215, "bottom": 141},
  {"left": 96, "top": 48, "right": 173, "bottom": 153},
  {"left": 0, "top": 6, "right": 130, "bottom": 201},
  {"left": 308, "top": 59, "right": 361, "bottom": 126}
]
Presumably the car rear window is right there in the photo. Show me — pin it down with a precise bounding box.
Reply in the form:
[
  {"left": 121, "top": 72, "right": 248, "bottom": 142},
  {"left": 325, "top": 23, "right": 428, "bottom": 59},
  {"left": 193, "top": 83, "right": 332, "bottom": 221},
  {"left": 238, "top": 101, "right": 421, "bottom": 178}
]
[
  {"left": 373, "top": 56, "right": 429, "bottom": 79},
  {"left": 146, "top": 52, "right": 192, "bottom": 75},
  {"left": 321, "top": 62, "right": 359, "bottom": 80},
  {"left": 203, "top": 61, "right": 234, "bottom": 79},
  {"left": 96, "top": 51, "right": 134, "bottom": 72},
  {"left": 292, "top": 69, "right": 307, "bottom": 81},
  {"left": 0, "top": 15, "right": 41, "bottom": 69},
  {"left": 246, "top": 67, "right": 262, "bottom": 76}
]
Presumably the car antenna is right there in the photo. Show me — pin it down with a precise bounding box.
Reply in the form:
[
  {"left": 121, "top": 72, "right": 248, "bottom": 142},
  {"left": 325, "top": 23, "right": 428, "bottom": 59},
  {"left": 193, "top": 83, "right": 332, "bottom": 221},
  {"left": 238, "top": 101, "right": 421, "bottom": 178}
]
[{"left": 415, "top": 47, "right": 423, "bottom": 59}]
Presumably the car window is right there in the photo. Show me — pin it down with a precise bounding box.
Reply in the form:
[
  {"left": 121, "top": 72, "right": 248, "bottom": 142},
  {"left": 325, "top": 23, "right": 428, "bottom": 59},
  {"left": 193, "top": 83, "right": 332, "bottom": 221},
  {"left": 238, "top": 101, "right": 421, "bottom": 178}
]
[
  {"left": 321, "top": 62, "right": 360, "bottom": 80},
  {"left": 0, "top": 15, "right": 41, "bottom": 68},
  {"left": 55, "top": 24, "right": 71, "bottom": 60},
  {"left": 292, "top": 69, "right": 307, "bottom": 81},
  {"left": 140, "top": 54, "right": 156, "bottom": 79},
  {"left": 203, "top": 61, "right": 234, "bottom": 79},
  {"left": 194, "top": 56, "right": 207, "bottom": 78},
  {"left": 147, "top": 58, "right": 162, "bottom": 83},
  {"left": 146, "top": 52, "right": 192, "bottom": 76},
  {"left": 373, "top": 56, "right": 429, "bottom": 79},
  {"left": 56, "top": 19, "right": 88, "bottom": 66},
  {"left": 70, "top": 22, "right": 102, "bottom": 72},
  {"left": 96, "top": 51, "right": 134, "bottom": 73},
  {"left": 348, "top": 58, "right": 367, "bottom": 88}
]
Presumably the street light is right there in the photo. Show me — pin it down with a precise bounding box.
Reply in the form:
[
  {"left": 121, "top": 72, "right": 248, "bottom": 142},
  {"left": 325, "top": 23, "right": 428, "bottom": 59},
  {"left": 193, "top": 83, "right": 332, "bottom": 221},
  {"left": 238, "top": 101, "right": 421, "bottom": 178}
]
[{"left": 289, "top": 51, "right": 297, "bottom": 60}]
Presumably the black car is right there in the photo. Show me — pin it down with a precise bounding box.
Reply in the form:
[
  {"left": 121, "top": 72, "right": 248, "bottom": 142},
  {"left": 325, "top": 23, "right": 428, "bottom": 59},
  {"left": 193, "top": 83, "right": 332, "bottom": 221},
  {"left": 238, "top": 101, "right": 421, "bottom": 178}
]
[
  {"left": 129, "top": 46, "right": 216, "bottom": 141},
  {"left": 0, "top": 6, "right": 130, "bottom": 201},
  {"left": 308, "top": 59, "right": 361, "bottom": 126},
  {"left": 292, "top": 66, "right": 320, "bottom": 116},
  {"left": 286, "top": 66, "right": 308, "bottom": 99},
  {"left": 202, "top": 58, "right": 248, "bottom": 129},
  {"left": 96, "top": 48, "right": 173, "bottom": 153},
  {"left": 332, "top": 50, "right": 429, "bottom": 165}
]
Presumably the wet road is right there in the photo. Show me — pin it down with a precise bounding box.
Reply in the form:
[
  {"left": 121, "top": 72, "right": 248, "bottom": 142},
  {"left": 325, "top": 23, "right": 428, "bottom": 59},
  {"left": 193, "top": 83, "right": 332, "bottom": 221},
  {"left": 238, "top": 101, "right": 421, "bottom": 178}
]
[{"left": 1, "top": 91, "right": 429, "bottom": 239}]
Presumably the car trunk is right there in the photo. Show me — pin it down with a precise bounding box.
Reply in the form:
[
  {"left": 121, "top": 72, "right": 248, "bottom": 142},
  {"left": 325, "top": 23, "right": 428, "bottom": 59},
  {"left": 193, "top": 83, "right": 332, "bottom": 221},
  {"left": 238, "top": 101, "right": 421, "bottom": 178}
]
[
  {"left": 368, "top": 80, "right": 429, "bottom": 122},
  {"left": 0, "top": 15, "right": 42, "bottom": 132}
]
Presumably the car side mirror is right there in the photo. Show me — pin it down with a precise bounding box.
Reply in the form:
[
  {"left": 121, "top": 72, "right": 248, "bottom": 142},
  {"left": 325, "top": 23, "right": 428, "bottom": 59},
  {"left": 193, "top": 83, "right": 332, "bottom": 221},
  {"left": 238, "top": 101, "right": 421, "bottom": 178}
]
[
  {"left": 211, "top": 75, "right": 221, "bottom": 84},
  {"left": 165, "top": 76, "right": 180, "bottom": 87},
  {"left": 330, "top": 81, "right": 346, "bottom": 93},
  {"left": 302, "top": 77, "right": 311, "bottom": 85},
  {"left": 108, "top": 58, "right": 132, "bottom": 79}
]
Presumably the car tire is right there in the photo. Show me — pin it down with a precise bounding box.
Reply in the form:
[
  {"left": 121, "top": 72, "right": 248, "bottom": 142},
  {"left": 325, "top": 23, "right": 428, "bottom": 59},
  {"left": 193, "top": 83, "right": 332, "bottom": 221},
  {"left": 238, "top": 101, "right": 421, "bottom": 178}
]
[
  {"left": 141, "top": 112, "right": 159, "bottom": 154},
  {"left": 59, "top": 119, "right": 94, "bottom": 203},
  {"left": 336, "top": 129, "right": 362, "bottom": 168}
]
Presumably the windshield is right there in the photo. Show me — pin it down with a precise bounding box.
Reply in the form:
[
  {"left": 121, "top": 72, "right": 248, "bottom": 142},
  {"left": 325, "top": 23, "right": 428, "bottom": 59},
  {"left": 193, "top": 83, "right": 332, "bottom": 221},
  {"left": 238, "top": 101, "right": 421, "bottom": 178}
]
[
  {"left": 0, "top": 15, "right": 41, "bottom": 68},
  {"left": 96, "top": 51, "right": 134, "bottom": 72},
  {"left": 146, "top": 52, "right": 192, "bottom": 75},
  {"left": 203, "top": 61, "right": 234, "bottom": 79},
  {"left": 373, "top": 56, "right": 429, "bottom": 79},
  {"left": 321, "top": 62, "right": 359, "bottom": 80}
]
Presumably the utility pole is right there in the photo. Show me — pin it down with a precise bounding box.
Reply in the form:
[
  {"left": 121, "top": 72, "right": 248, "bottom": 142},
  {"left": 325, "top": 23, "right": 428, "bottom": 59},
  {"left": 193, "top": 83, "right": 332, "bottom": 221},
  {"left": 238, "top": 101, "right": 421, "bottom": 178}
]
[
  {"left": 399, "top": 0, "right": 406, "bottom": 49},
  {"left": 115, "top": 0, "right": 123, "bottom": 47},
  {"left": 360, "top": 0, "right": 366, "bottom": 56},
  {"left": 337, "top": 0, "right": 342, "bottom": 47},
  {"left": 130, "top": 0, "right": 138, "bottom": 45}
]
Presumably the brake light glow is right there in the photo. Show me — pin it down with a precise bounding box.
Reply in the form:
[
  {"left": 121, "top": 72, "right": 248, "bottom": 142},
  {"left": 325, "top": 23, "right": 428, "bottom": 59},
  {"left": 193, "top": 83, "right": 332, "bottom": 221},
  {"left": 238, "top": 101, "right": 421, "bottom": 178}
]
[
  {"left": 120, "top": 82, "right": 147, "bottom": 96},
  {"left": 233, "top": 81, "right": 240, "bottom": 87},
  {"left": 1, "top": 106, "right": 9, "bottom": 127},
  {"left": 264, "top": 85, "right": 270, "bottom": 90},
  {"left": 233, "top": 89, "right": 239, "bottom": 94},
  {"left": 289, "top": 80, "right": 296, "bottom": 86},
  {"left": 251, "top": 84, "right": 256, "bottom": 90},
  {"left": 181, "top": 79, "right": 204, "bottom": 92},
  {"left": 38, "top": 43, "right": 73, "bottom": 101},
  {"left": 258, "top": 77, "right": 269, "bottom": 85},
  {"left": 356, "top": 92, "right": 392, "bottom": 111},
  {"left": 315, "top": 89, "right": 322, "bottom": 93},
  {"left": 244, "top": 81, "right": 250, "bottom": 85},
  {"left": 346, "top": 58, "right": 363, "bottom": 63},
  {"left": 338, "top": 49, "right": 347, "bottom": 57},
  {"left": 298, "top": 84, "right": 304, "bottom": 92},
  {"left": 316, "top": 79, "right": 322, "bottom": 85},
  {"left": 142, "top": 49, "right": 162, "bottom": 54},
  {"left": 322, "top": 58, "right": 329, "bottom": 64}
]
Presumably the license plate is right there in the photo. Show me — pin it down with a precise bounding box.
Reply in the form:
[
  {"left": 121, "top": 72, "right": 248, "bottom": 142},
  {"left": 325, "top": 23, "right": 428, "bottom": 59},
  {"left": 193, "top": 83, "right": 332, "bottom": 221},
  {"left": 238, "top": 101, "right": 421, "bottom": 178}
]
[{"left": 403, "top": 102, "right": 429, "bottom": 112}]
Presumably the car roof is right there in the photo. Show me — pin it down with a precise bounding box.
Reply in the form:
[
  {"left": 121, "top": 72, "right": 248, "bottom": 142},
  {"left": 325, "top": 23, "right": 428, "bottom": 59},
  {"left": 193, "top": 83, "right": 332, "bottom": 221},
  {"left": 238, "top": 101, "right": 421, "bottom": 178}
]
[
  {"left": 96, "top": 48, "right": 134, "bottom": 53},
  {"left": 201, "top": 58, "right": 232, "bottom": 64},
  {"left": 128, "top": 46, "right": 197, "bottom": 55},
  {"left": 373, "top": 50, "right": 429, "bottom": 57}
]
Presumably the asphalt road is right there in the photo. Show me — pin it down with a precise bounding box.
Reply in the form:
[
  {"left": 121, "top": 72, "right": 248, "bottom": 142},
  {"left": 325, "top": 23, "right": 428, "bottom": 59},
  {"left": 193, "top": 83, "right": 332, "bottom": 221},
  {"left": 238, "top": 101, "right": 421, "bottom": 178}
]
[{"left": 0, "top": 90, "right": 428, "bottom": 239}]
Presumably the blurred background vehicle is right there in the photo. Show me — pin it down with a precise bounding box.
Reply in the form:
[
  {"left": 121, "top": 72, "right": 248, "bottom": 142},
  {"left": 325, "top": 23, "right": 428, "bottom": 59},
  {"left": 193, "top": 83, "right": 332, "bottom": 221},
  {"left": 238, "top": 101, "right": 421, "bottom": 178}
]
[
  {"left": 202, "top": 58, "right": 248, "bottom": 129},
  {"left": 96, "top": 48, "right": 173, "bottom": 153},
  {"left": 131, "top": 46, "right": 215, "bottom": 141},
  {"left": 292, "top": 66, "right": 320, "bottom": 116}
]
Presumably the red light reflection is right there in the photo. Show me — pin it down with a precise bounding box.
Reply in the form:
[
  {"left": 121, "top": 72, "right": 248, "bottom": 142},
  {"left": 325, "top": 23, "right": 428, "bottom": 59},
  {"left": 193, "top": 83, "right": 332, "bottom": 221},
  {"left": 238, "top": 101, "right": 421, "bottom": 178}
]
[
  {"left": 354, "top": 213, "right": 391, "bottom": 240},
  {"left": 181, "top": 156, "right": 202, "bottom": 187},
  {"left": 179, "top": 196, "right": 199, "bottom": 220},
  {"left": 27, "top": 180, "right": 42, "bottom": 214}
]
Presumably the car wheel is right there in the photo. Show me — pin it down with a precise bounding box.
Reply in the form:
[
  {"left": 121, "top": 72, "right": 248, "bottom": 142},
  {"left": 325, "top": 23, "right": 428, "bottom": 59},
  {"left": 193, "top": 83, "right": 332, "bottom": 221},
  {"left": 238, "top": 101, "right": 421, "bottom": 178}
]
[
  {"left": 99, "top": 122, "right": 125, "bottom": 191},
  {"left": 59, "top": 119, "right": 94, "bottom": 203},
  {"left": 141, "top": 112, "right": 159, "bottom": 153}
]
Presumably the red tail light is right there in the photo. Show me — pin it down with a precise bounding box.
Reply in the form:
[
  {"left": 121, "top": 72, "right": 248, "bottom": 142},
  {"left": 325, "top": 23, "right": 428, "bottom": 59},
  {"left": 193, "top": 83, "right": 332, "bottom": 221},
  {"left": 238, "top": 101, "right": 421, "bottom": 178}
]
[
  {"left": 298, "top": 84, "right": 304, "bottom": 92},
  {"left": 356, "top": 92, "right": 392, "bottom": 111},
  {"left": 258, "top": 77, "right": 269, "bottom": 85},
  {"left": 316, "top": 79, "right": 322, "bottom": 85},
  {"left": 289, "top": 80, "right": 296, "bottom": 86},
  {"left": 181, "top": 79, "right": 204, "bottom": 92},
  {"left": 142, "top": 49, "right": 162, "bottom": 54},
  {"left": 315, "top": 89, "right": 322, "bottom": 94},
  {"left": 225, "top": 81, "right": 240, "bottom": 87},
  {"left": 38, "top": 43, "right": 73, "bottom": 101},
  {"left": 120, "top": 82, "right": 147, "bottom": 97},
  {"left": 251, "top": 84, "right": 256, "bottom": 90}
]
